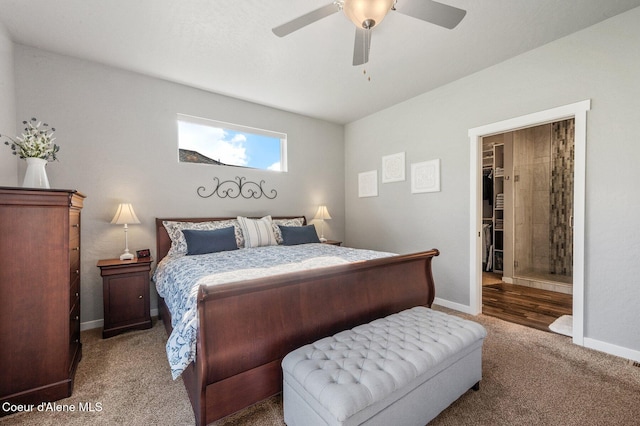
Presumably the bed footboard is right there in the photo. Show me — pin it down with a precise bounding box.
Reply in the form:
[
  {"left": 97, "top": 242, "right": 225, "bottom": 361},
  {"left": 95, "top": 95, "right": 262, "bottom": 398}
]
[{"left": 191, "top": 249, "right": 439, "bottom": 425}]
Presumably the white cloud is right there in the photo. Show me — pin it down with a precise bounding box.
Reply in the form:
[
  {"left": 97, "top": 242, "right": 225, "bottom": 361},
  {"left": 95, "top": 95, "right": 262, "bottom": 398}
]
[
  {"left": 179, "top": 121, "right": 247, "bottom": 166},
  {"left": 231, "top": 134, "right": 247, "bottom": 143},
  {"left": 267, "top": 162, "right": 281, "bottom": 171}
]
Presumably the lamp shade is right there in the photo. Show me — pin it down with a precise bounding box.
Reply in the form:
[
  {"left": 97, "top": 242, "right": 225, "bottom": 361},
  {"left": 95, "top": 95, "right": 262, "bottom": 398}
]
[
  {"left": 343, "top": 0, "right": 395, "bottom": 29},
  {"left": 110, "top": 203, "right": 140, "bottom": 225},
  {"left": 314, "top": 205, "right": 332, "bottom": 221}
]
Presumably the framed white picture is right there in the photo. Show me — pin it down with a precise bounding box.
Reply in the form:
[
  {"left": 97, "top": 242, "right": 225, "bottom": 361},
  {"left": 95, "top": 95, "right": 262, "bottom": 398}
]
[
  {"left": 411, "top": 159, "right": 441, "bottom": 193},
  {"left": 382, "top": 152, "right": 405, "bottom": 183},
  {"left": 358, "top": 170, "right": 378, "bottom": 198}
]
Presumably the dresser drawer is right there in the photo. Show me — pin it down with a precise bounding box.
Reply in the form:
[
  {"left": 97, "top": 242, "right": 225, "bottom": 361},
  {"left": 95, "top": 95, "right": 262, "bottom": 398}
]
[
  {"left": 69, "top": 209, "right": 80, "bottom": 263},
  {"left": 69, "top": 295, "right": 80, "bottom": 340},
  {"left": 69, "top": 260, "right": 80, "bottom": 285},
  {"left": 68, "top": 300, "right": 81, "bottom": 373},
  {"left": 70, "top": 276, "right": 80, "bottom": 310},
  {"left": 69, "top": 210, "right": 80, "bottom": 232},
  {"left": 70, "top": 292, "right": 80, "bottom": 322},
  {"left": 68, "top": 338, "right": 81, "bottom": 374},
  {"left": 69, "top": 243, "right": 80, "bottom": 267}
]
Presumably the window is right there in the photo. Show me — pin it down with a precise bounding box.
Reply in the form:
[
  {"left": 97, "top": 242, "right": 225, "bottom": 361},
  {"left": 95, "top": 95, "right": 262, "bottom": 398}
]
[{"left": 177, "top": 114, "right": 287, "bottom": 172}]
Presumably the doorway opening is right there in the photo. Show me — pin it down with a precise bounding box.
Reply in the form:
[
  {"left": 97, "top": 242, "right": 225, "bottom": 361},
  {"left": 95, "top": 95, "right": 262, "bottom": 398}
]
[
  {"left": 469, "top": 100, "right": 590, "bottom": 346},
  {"left": 484, "top": 120, "right": 574, "bottom": 290},
  {"left": 480, "top": 119, "right": 574, "bottom": 331}
]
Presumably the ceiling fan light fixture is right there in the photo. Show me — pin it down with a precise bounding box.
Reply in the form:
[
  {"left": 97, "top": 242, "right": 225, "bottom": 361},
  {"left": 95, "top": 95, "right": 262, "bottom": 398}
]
[{"left": 342, "top": 0, "right": 395, "bottom": 29}]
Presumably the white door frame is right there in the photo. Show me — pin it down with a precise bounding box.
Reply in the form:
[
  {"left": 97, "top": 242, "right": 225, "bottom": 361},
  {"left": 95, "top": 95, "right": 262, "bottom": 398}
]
[{"left": 468, "top": 100, "right": 590, "bottom": 346}]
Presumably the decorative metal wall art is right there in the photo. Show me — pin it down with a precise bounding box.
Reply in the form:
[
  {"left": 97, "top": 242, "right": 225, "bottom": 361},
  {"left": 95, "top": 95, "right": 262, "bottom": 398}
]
[{"left": 197, "top": 176, "right": 278, "bottom": 199}]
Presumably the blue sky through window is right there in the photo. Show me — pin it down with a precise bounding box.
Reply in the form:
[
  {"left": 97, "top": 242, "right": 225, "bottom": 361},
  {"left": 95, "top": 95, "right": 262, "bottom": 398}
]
[{"left": 178, "top": 117, "right": 285, "bottom": 171}]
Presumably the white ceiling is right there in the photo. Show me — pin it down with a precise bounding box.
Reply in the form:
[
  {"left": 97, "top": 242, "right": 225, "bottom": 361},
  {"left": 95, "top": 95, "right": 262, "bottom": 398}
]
[{"left": 1, "top": 0, "right": 639, "bottom": 124}]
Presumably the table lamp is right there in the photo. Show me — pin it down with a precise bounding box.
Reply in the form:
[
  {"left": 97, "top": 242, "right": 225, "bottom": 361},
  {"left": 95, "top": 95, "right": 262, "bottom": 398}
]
[
  {"left": 314, "top": 205, "right": 332, "bottom": 242},
  {"left": 111, "top": 203, "right": 140, "bottom": 260}
]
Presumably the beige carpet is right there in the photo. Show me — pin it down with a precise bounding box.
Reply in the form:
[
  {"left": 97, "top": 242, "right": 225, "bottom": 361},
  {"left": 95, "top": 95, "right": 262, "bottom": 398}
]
[
  {"left": 3, "top": 307, "right": 640, "bottom": 425},
  {"left": 1, "top": 322, "right": 194, "bottom": 425}
]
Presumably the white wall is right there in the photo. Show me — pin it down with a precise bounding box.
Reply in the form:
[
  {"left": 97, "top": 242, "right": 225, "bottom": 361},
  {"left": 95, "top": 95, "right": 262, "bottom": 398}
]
[
  {"left": 0, "top": 22, "right": 16, "bottom": 185},
  {"left": 14, "top": 46, "right": 345, "bottom": 326},
  {"left": 345, "top": 7, "right": 640, "bottom": 354}
]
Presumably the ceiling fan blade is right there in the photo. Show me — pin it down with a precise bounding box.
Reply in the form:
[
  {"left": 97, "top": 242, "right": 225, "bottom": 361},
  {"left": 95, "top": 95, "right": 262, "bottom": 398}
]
[
  {"left": 353, "top": 28, "right": 371, "bottom": 66},
  {"left": 272, "top": 3, "right": 340, "bottom": 37},
  {"left": 394, "top": 0, "right": 466, "bottom": 29}
]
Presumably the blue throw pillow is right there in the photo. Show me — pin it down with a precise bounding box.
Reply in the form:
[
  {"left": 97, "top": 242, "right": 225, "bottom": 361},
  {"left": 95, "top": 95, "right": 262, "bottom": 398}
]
[
  {"left": 183, "top": 227, "right": 238, "bottom": 255},
  {"left": 279, "top": 225, "right": 320, "bottom": 246}
]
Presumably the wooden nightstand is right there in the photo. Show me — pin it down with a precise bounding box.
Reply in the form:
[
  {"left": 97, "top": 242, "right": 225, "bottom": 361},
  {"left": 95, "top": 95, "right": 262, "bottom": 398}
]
[
  {"left": 322, "top": 240, "right": 342, "bottom": 246},
  {"left": 97, "top": 257, "right": 153, "bottom": 338}
]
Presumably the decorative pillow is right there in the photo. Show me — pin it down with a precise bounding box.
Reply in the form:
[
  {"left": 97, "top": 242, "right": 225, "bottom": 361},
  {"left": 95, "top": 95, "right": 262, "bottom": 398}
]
[
  {"left": 272, "top": 217, "right": 305, "bottom": 244},
  {"left": 163, "top": 219, "right": 242, "bottom": 256},
  {"left": 237, "top": 215, "right": 277, "bottom": 248},
  {"left": 183, "top": 227, "right": 238, "bottom": 255},
  {"left": 279, "top": 225, "right": 320, "bottom": 246}
]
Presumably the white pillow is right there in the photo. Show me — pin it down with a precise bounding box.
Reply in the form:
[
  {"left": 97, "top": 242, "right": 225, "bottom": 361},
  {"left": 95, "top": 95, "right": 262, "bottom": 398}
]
[{"left": 237, "top": 215, "right": 277, "bottom": 248}]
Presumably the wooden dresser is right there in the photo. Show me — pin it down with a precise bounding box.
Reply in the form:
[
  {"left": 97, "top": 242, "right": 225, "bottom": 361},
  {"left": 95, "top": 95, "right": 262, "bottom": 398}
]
[{"left": 0, "top": 187, "right": 85, "bottom": 413}]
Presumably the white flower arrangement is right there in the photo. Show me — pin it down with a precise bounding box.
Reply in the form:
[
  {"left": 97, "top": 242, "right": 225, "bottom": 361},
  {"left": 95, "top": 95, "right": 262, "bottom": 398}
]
[{"left": 2, "top": 117, "right": 60, "bottom": 161}]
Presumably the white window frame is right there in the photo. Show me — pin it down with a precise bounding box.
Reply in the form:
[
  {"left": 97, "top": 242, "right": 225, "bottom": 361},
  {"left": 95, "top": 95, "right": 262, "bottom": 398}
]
[{"left": 177, "top": 113, "right": 288, "bottom": 172}]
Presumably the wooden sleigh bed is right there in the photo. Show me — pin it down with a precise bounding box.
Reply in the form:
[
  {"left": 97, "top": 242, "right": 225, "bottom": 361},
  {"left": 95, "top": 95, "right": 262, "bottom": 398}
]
[{"left": 154, "top": 217, "right": 440, "bottom": 426}]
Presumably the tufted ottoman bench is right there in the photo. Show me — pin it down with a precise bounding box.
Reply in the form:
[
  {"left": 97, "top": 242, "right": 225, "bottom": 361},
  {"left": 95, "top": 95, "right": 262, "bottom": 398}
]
[{"left": 282, "top": 306, "right": 487, "bottom": 426}]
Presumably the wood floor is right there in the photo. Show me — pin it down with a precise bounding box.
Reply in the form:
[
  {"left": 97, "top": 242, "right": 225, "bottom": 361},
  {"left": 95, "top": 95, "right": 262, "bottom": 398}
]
[{"left": 482, "top": 281, "right": 572, "bottom": 332}]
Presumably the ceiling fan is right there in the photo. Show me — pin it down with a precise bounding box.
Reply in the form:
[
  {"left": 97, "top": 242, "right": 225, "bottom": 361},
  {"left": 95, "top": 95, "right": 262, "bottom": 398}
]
[{"left": 272, "top": 0, "right": 467, "bottom": 66}]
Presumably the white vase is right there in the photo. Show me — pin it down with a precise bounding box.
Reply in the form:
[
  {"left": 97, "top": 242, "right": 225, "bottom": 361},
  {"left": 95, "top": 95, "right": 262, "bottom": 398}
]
[{"left": 22, "top": 157, "right": 50, "bottom": 188}]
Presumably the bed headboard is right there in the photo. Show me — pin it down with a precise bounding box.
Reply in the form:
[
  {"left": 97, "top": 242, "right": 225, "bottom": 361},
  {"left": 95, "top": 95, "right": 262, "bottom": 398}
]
[{"left": 155, "top": 216, "right": 307, "bottom": 262}]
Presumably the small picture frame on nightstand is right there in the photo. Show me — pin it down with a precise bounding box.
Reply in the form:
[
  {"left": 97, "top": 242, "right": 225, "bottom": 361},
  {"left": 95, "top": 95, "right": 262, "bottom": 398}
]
[{"left": 136, "top": 248, "right": 151, "bottom": 258}]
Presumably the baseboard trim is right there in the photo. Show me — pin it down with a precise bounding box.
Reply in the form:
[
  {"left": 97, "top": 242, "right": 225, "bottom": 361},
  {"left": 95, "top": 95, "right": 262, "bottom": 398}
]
[
  {"left": 434, "top": 298, "right": 640, "bottom": 364},
  {"left": 433, "top": 297, "right": 474, "bottom": 315},
  {"left": 81, "top": 319, "right": 103, "bottom": 331},
  {"left": 584, "top": 337, "right": 640, "bottom": 364},
  {"left": 80, "top": 308, "right": 159, "bottom": 331}
]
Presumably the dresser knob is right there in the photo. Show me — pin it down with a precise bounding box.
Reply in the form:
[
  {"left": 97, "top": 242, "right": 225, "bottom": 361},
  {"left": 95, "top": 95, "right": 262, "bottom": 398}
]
[
  {"left": 138, "top": 295, "right": 143, "bottom": 299},
  {"left": 72, "top": 224, "right": 80, "bottom": 228},
  {"left": 72, "top": 247, "right": 80, "bottom": 251},
  {"left": 75, "top": 339, "right": 79, "bottom": 343},
  {"left": 75, "top": 292, "right": 79, "bottom": 297},
  {"left": 74, "top": 315, "right": 79, "bottom": 320},
  {"left": 76, "top": 270, "right": 80, "bottom": 275}
]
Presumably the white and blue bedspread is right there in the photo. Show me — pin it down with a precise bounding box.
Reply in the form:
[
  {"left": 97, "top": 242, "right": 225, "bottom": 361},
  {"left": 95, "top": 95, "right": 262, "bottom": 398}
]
[{"left": 153, "top": 244, "right": 395, "bottom": 379}]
